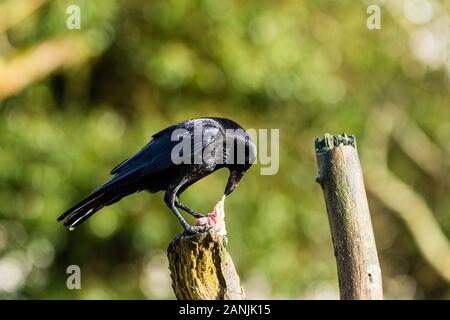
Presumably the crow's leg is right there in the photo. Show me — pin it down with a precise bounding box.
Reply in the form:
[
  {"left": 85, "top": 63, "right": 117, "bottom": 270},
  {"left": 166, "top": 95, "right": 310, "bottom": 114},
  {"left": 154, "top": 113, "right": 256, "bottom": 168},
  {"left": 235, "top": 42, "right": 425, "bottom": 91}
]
[
  {"left": 175, "top": 195, "right": 205, "bottom": 219},
  {"left": 164, "top": 189, "right": 194, "bottom": 233}
]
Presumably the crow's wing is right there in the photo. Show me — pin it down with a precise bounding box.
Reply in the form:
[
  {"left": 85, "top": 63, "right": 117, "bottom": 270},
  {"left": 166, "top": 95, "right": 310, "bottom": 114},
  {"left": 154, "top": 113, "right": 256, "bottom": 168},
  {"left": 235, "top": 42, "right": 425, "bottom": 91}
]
[{"left": 111, "top": 118, "right": 223, "bottom": 176}]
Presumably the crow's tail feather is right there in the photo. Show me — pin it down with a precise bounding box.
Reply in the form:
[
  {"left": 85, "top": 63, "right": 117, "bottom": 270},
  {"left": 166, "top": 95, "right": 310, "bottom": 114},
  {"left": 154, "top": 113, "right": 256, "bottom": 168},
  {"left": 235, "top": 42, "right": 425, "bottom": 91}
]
[{"left": 57, "top": 184, "right": 135, "bottom": 230}]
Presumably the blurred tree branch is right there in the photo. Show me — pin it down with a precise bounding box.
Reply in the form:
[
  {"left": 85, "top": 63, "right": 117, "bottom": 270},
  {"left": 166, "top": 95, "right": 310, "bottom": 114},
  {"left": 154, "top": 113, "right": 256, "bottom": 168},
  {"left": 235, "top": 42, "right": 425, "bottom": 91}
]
[
  {"left": 391, "top": 110, "right": 448, "bottom": 184},
  {"left": 363, "top": 105, "right": 450, "bottom": 282},
  {"left": 0, "top": 36, "right": 92, "bottom": 99},
  {"left": 0, "top": 0, "right": 48, "bottom": 34}
]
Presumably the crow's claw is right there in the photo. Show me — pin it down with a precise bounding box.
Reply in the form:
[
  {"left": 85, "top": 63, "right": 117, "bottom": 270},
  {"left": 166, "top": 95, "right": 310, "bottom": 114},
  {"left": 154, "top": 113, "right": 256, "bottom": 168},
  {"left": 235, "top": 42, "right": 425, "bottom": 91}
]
[{"left": 184, "top": 224, "right": 211, "bottom": 236}]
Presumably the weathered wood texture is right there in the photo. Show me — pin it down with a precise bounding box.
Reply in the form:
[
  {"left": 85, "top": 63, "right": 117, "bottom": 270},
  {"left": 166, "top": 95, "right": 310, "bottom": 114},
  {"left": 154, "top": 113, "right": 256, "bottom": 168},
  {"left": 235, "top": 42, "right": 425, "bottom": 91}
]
[
  {"left": 167, "top": 229, "right": 245, "bottom": 300},
  {"left": 315, "top": 133, "right": 383, "bottom": 300}
]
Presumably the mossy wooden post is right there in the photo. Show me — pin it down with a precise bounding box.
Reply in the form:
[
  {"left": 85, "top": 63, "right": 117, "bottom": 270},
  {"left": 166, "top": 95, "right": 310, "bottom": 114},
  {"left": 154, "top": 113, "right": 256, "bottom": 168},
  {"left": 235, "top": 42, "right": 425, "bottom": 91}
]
[
  {"left": 167, "top": 229, "right": 245, "bottom": 300},
  {"left": 315, "top": 133, "right": 383, "bottom": 300}
]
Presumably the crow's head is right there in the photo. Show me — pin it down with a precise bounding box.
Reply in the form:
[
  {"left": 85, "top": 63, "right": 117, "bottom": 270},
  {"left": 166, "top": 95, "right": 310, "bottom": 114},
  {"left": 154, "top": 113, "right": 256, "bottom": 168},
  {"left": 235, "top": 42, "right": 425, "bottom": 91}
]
[{"left": 224, "top": 131, "right": 256, "bottom": 196}]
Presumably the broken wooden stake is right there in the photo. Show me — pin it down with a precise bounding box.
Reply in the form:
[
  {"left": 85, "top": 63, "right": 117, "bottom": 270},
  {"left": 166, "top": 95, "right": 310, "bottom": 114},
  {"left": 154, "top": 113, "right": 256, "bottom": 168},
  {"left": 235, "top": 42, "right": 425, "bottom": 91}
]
[{"left": 315, "top": 133, "right": 383, "bottom": 300}]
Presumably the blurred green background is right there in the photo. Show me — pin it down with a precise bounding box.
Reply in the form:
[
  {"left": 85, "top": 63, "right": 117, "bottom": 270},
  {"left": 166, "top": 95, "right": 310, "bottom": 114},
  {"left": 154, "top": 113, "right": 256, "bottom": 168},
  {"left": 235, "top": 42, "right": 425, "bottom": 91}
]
[{"left": 0, "top": 0, "right": 449, "bottom": 299}]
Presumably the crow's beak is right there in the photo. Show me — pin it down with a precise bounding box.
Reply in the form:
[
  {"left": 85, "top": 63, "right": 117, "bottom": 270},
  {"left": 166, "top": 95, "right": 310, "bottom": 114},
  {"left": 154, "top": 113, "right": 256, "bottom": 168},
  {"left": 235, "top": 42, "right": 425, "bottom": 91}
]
[{"left": 224, "top": 169, "right": 243, "bottom": 196}]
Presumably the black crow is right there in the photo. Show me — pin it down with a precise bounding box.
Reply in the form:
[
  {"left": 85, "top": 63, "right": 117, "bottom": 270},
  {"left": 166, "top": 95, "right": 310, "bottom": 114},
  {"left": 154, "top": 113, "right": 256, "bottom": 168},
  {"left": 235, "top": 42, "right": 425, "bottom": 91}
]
[{"left": 57, "top": 117, "right": 256, "bottom": 233}]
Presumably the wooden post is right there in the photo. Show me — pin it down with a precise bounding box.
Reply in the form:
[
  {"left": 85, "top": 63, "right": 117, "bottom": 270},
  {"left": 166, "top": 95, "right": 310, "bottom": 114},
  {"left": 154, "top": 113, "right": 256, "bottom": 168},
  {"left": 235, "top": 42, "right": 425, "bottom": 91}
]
[
  {"left": 315, "top": 133, "right": 383, "bottom": 300},
  {"left": 167, "top": 229, "right": 245, "bottom": 300}
]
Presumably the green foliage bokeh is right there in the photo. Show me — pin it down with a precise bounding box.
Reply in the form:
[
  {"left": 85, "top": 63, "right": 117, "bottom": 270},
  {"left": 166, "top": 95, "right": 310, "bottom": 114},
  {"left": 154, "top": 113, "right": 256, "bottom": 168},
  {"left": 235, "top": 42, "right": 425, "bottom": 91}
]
[{"left": 0, "top": 0, "right": 449, "bottom": 299}]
